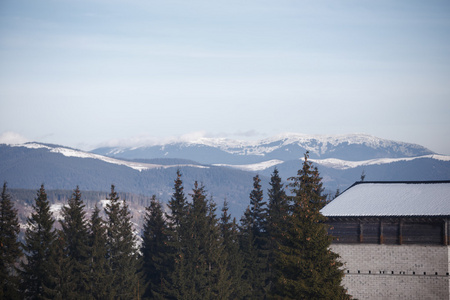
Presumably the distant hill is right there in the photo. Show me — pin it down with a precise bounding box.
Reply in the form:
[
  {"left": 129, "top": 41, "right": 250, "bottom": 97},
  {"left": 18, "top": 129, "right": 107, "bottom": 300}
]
[
  {"left": 0, "top": 143, "right": 259, "bottom": 218},
  {"left": 1, "top": 134, "right": 449, "bottom": 218}
]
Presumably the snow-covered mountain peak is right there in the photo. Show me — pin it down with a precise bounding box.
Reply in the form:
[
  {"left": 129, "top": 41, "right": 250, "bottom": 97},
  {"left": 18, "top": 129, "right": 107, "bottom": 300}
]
[
  {"left": 91, "top": 133, "right": 434, "bottom": 163},
  {"left": 209, "top": 133, "right": 430, "bottom": 157},
  {"left": 263, "top": 133, "right": 395, "bottom": 147},
  {"left": 189, "top": 133, "right": 422, "bottom": 150},
  {"left": 182, "top": 136, "right": 255, "bottom": 149}
]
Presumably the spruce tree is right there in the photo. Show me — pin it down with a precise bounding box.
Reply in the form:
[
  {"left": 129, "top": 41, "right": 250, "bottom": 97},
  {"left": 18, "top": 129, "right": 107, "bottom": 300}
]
[
  {"left": 249, "top": 175, "right": 267, "bottom": 238},
  {"left": 180, "top": 182, "right": 230, "bottom": 300},
  {"left": 220, "top": 200, "right": 245, "bottom": 299},
  {"left": 59, "top": 186, "right": 90, "bottom": 297},
  {"left": 140, "top": 195, "right": 170, "bottom": 299},
  {"left": 333, "top": 188, "right": 341, "bottom": 200},
  {"left": 239, "top": 206, "right": 257, "bottom": 298},
  {"left": 240, "top": 175, "right": 270, "bottom": 298},
  {"left": 163, "top": 170, "right": 189, "bottom": 299},
  {"left": 88, "top": 204, "right": 112, "bottom": 299},
  {"left": 273, "top": 152, "right": 349, "bottom": 299},
  {"left": 267, "top": 168, "right": 289, "bottom": 238},
  {"left": 165, "top": 177, "right": 230, "bottom": 299},
  {"left": 166, "top": 170, "right": 188, "bottom": 233},
  {"left": 202, "top": 194, "right": 230, "bottom": 300},
  {"left": 21, "top": 184, "right": 57, "bottom": 299},
  {"left": 0, "top": 182, "right": 22, "bottom": 299},
  {"left": 42, "top": 231, "right": 76, "bottom": 300},
  {"left": 104, "top": 185, "right": 139, "bottom": 299},
  {"left": 184, "top": 182, "right": 210, "bottom": 299},
  {"left": 266, "top": 168, "right": 288, "bottom": 293}
]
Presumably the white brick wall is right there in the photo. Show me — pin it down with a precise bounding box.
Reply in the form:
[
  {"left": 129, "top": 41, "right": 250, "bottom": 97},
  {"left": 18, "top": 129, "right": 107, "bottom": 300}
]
[
  {"left": 331, "top": 244, "right": 450, "bottom": 299},
  {"left": 342, "top": 274, "right": 448, "bottom": 300}
]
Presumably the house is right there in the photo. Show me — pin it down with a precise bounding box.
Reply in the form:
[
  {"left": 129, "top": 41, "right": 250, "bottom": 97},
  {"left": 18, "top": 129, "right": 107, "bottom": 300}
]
[{"left": 321, "top": 181, "right": 450, "bottom": 300}]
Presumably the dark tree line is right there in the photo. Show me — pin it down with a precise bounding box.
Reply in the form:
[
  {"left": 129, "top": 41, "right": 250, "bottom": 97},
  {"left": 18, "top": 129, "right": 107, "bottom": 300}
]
[{"left": 0, "top": 153, "right": 350, "bottom": 299}]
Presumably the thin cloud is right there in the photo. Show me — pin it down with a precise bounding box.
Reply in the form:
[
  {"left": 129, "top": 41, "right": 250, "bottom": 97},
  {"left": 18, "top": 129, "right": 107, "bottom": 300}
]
[
  {"left": 0, "top": 131, "right": 29, "bottom": 145},
  {"left": 94, "top": 130, "right": 266, "bottom": 149},
  {"left": 95, "top": 132, "right": 205, "bottom": 149}
]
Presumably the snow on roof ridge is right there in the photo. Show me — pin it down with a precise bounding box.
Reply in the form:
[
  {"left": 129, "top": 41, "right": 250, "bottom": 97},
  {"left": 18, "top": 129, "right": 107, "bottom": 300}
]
[
  {"left": 353, "top": 180, "right": 450, "bottom": 185},
  {"left": 321, "top": 181, "right": 450, "bottom": 217}
]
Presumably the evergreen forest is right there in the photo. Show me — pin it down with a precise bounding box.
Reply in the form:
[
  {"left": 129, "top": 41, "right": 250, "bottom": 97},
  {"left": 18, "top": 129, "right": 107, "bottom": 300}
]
[{"left": 0, "top": 153, "right": 351, "bottom": 299}]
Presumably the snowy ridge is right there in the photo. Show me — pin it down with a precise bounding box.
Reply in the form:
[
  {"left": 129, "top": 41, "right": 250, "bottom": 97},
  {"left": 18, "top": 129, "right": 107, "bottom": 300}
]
[
  {"left": 245, "top": 133, "right": 428, "bottom": 157},
  {"left": 213, "top": 159, "right": 284, "bottom": 172},
  {"left": 13, "top": 143, "right": 209, "bottom": 171},
  {"left": 210, "top": 155, "right": 450, "bottom": 172},
  {"left": 7, "top": 138, "right": 445, "bottom": 173},
  {"left": 309, "top": 155, "right": 450, "bottom": 170},
  {"left": 101, "top": 133, "right": 432, "bottom": 158}
]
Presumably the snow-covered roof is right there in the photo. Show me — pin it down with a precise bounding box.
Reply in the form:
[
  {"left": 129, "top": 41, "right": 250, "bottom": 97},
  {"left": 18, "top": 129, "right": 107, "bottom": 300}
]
[{"left": 321, "top": 181, "right": 450, "bottom": 217}]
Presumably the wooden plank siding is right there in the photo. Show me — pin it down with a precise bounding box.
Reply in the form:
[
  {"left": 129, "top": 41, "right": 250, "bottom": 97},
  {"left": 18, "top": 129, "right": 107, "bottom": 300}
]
[
  {"left": 382, "top": 222, "right": 399, "bottom": 244},
  {"left": 326, "top": 217, "right": 449, "bottom": 245},
  {"left": 326, "top": 222, "right": 357, "bottom": 243},
  {"left": 402, "top": 222, "right": 442, "bottom": 244}
]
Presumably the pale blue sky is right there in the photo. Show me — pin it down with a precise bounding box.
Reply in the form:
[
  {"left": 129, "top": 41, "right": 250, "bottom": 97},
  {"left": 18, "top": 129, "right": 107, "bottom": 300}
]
[{"left": 1, "top": 0, "right": 449, "bottom": 154}]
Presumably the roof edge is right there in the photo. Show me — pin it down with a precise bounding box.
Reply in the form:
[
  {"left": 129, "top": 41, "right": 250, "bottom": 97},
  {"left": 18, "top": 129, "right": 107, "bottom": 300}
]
[
  {"left": 353, "top": 180, "right": 450, "bottom": 185},
  {"left": 324, "top": 215, "right": 450, "bottom": 219},
  {"left": 338, "top": 180, "right": 450, "bottom": 197}
]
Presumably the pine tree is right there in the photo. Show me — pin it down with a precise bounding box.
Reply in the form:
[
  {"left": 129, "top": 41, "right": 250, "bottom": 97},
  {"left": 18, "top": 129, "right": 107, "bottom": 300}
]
[
  {"left": 202, "top": 194, "right": 230, "bottom": 300},
  {"left": 0, "top": 182, "right": 22, "bottom": 299},
  {"left": 239, "top": 206, "right": 257, "bottom": 298},
  {"left": 181, "top": 182, "right": 230, "bottom": 300},
  {"left": 267, "top": 168, "right": 289, "bottom": 238},
  {"left": 184, "top": 182, "right": 210, "bottom": 299},
  {"left": 42, "top": 231, "right": 76, "bottom": 300},
  {"left": 163, "top": 170, "right": 189, "bottom": 299},
  {"left": 166, "top": 170, "right": 188, "bottom": 234},
  {"left": 273, "top": 152, "right": 349, "bottom": 299},
  {"left": 104, "top": 185, "right": 139, "bottom": 299},
  {"left": 220, "top": 200, "right": 245, "bottom": 299},
  {"left": 165, "top": 177, "right": 231, "bottom": 299},
  {"left": 333, "top": 188, "right": 341, "bottom": 200},
  {"left": 239, "top": 175, "right": 270, "bottom": 298},
  {"left": 249, "top": 175, "right": 267, "bottom": 238},
  {"left": 88, "top": 204, "right": 112, "bottom": 299},
  {"left": 140, "top": 195, "right": 170, "bottom": 299},
  {"left": 59, "top": 186, "right": 90, "bottom": 297},
  {"left": 21, "top": 184, "right": 57, "bottom": 299},
  {"left": 266, "top": 168, "right": 288, "bottom": 294}
]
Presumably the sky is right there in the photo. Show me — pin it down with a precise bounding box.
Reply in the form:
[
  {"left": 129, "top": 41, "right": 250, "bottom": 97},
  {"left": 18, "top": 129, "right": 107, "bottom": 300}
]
[{"left": 0, "top": 0, "right": 449, "bottom": 154}]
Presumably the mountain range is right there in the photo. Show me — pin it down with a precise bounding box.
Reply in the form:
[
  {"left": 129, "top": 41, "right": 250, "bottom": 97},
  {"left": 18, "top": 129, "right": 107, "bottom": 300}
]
[
  {"left": 1, "top": 133, "right": 449, "bottom": 218},
  {"left": 92, "top": 133, "right": 434, "bottom": 164}
]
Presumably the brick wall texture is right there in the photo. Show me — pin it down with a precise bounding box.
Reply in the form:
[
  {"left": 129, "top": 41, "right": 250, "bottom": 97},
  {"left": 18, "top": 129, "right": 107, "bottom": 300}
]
[{"left": 331, "top": 244, "right": 450, "bottom": 300}]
